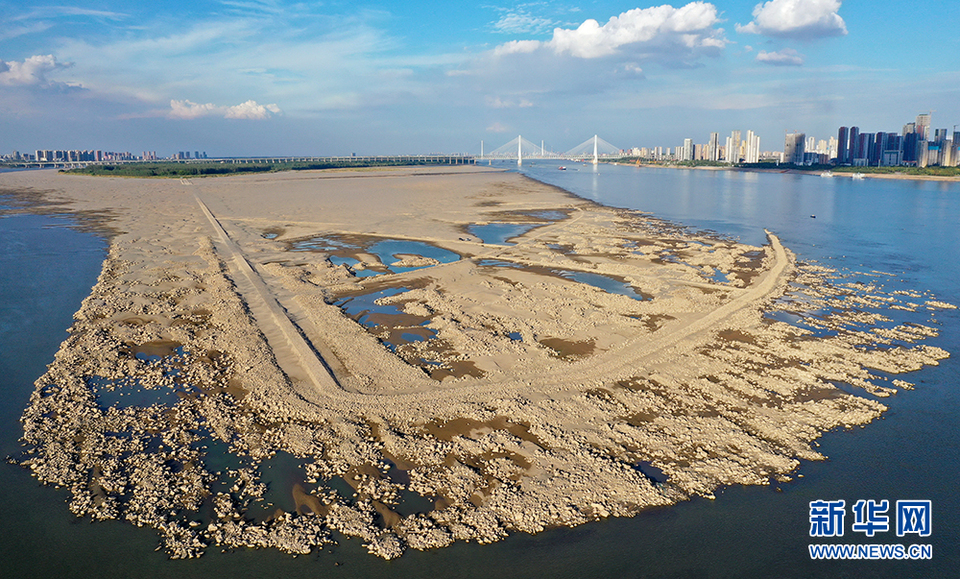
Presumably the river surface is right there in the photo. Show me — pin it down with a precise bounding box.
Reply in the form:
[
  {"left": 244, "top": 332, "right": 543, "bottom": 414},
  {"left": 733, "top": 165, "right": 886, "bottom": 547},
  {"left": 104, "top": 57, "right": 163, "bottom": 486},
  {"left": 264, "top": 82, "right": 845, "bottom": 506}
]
[{"left": 1, "top": 165, "right": 958, "bottom": 577}]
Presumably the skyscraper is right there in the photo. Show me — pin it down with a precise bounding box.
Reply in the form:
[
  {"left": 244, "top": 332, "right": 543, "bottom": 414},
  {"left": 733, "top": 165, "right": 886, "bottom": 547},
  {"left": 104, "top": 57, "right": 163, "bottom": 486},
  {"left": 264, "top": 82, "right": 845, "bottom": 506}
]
[
  {"left": 784, "top": 132, "right": 805, "bottom": 165},
  {"left": 708, "top": 132, "right": 720, "bottom": 161},
  {"left": 744, "top": 130, "right": 760, "bottom": 163},
  {"left": 837, "top": 127, "right": 849, "bottom": 164},
  {"left": 915, "top": 113, "right": 931, "bottom": 141},
  {"left": 725, "top": 130, "right": 741, "bottom": 163},
  {"left": 848, "top": 126, "right": 861, "bottom": 163},
  {"left": 837, "top": 127, "right": 850, "bottom": 165}
]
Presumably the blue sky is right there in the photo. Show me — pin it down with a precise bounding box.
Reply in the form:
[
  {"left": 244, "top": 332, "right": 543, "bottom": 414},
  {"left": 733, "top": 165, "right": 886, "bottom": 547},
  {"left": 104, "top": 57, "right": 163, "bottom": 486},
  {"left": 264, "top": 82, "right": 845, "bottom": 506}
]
[{"left": 1, "top": 1, "right": 958, "bottom": 156}]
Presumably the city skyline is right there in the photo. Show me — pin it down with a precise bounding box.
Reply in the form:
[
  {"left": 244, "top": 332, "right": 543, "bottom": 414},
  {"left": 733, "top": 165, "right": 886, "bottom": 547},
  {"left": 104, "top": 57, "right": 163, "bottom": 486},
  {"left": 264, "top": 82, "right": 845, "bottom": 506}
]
[
  {"left": 1, "top": 1, "right": 958, "bottom": 156},
  {"left": 7, "top": 107, "right": 957, "bottom": 166}
]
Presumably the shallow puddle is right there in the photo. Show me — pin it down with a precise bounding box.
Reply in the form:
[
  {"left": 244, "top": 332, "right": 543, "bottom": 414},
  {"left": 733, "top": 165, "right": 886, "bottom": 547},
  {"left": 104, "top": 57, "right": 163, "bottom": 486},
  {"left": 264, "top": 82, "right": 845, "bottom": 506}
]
[
  {"left": 476, "top": 259, "right": 523, "bottom": 269},
  {"left": 556, "top": 269, "right": 649, "bottom": 301},
  {"left": 334, "top": 287, "right": 437, "bottom": 352},
  {"left": 335, "top": 287, "right": 410, "bottom": 326},
  {"left": 91, "top": 375, "right": 179, "bottom": 408},
  {"left": 128, "top": 339, "right": 183, "bottom": 360},
  {"left": 366, "top": 239, "right": 460, "bottom": 273},
  {"left": 634, "top": 461, "right": 669, "bottom": 484},
  {"left": 764, "top": 306, "right": 839, "bottom": 339},
  {"left": 468, "top": 222, "right": 540, "bottom": 245},
  {"left": 290, "top": 235, "right": 459, "bottom": 276},
  {"left": 708, "top": 268, "right": 730, "bottom": 283}
]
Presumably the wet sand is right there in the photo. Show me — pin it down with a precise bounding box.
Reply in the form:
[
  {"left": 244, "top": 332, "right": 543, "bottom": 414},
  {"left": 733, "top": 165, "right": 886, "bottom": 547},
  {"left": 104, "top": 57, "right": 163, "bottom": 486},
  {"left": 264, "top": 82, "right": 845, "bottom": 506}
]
[{"left": 3, "top": 167, "right": 950, "bottom": 559}]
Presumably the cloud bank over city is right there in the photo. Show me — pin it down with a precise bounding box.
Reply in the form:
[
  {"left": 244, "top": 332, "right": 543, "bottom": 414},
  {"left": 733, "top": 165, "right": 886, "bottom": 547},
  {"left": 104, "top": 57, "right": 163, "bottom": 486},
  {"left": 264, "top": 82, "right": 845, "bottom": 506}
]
[
  {"left": 0, "top": 0, "right": 956, "bottom": 155},
  {"left": 167, "top": 100, "right": 281, "bottom": 120}
]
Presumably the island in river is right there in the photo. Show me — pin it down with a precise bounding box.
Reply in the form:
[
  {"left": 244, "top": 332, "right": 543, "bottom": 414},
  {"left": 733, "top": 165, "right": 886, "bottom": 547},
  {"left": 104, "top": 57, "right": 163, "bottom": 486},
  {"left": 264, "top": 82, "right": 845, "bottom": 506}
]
[{"left": 2, "top": 166, "right": 950, "bottom": 559}]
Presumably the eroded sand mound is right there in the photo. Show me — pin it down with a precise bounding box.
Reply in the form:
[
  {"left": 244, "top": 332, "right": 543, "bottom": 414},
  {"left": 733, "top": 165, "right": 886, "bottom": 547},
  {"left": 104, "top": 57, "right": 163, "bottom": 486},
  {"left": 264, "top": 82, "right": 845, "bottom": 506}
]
[{"left": 5, "top": 167, "right": 949, "bottom": 559}]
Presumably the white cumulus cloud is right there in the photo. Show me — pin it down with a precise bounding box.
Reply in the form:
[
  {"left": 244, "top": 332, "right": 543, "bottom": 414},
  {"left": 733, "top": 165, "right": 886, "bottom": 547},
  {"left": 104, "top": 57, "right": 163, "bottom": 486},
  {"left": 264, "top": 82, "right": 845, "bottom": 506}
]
[
  {"left": 737, "top": 0, "right": 847, "bottom": 39},
  {"left": 225, "top": 100, "right": 282, "bottom": 119},
  {"left": 0, "top": 54, "right": 71, "bottom": 87},
  {"left": 755, "top": 48, "right": 805, "bottom": 66},
  {"left": 493, "top": 2, "right": 726, "bottom": 60},
  {"left": 168, "top": 99, "right": 281, "bottom": 120}
]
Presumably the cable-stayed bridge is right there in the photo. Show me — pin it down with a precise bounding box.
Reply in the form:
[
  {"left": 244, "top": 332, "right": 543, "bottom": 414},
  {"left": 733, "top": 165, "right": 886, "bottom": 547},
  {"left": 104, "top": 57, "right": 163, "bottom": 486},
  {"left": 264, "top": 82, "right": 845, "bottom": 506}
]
[{"left": 482, "top": 135, "right": 622, "bottom": 165}]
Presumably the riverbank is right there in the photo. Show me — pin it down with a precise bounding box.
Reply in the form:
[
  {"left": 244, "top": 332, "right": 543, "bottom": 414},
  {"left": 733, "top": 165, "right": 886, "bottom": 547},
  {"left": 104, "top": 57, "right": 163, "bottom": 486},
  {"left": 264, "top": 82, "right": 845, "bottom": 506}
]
[
  {"left": 2, "top": 167, "right": 950, "bottom": 560},
  {"left": 629, "top": 162, "right": 960, "bottom": 182}
]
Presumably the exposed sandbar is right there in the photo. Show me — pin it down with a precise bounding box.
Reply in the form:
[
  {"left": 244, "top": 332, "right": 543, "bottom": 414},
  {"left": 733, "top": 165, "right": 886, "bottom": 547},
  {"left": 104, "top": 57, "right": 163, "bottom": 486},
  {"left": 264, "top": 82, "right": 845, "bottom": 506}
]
[{"left": 3, "top": 166, "right": 950, "bottom": 559}]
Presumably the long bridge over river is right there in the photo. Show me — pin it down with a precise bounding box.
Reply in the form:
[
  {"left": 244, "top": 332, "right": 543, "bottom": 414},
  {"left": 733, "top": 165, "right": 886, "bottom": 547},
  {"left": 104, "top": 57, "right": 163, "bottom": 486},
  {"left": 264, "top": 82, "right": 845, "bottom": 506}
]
[
  {"left": 0, "top": 154, "right": 476, "bottom": 170},
  {"left": 3, "top": 137, "right": 623, "bottom": 171},
  {"left": 481, "top": 135, "right": 622, "bottom": 165}
]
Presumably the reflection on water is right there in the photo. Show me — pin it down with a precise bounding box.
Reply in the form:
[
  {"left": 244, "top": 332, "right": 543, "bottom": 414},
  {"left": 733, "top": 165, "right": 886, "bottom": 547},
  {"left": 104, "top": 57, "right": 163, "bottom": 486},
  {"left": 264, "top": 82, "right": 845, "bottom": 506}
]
[{"left": 289, "top": 235, "right": 459, "bottom": 276}]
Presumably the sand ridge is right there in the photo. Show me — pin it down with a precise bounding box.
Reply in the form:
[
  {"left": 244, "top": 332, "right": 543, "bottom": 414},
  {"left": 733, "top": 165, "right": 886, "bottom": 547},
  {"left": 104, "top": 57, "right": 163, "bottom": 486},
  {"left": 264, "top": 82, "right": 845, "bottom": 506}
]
[{"left": 4, "top": 167, "right": 950, "bottom": 559}]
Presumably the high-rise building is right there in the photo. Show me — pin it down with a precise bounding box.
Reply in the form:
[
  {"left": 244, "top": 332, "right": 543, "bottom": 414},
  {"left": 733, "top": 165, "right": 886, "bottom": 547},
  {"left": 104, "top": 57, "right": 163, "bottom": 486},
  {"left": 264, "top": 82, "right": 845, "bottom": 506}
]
[
  {"left": 784, "top": 132, "right": 805, "bottom": 165},
  {"left": 881, "top": 133, "right": 902, "bottom": 166},
  {"left": 917, "top": 140, "right": 934, "bottom": 167},
  {"left": 848, "top": 126, "right": 861, "bottom": 163},
  {"left": 862, "top": 133, "right": 876, "bottom": 165},
  {"left": 725, "top": 130, "right": 741, "bottom": 163},
  {"left": 916, "top": 113, "right": 931, "bottom": 140},
  {"left": 900, "top": 123, "right": 918, "bottom": 165},
  {"left": 681, "top": 138, "right": 694, "bottom": 161},
  {"left": 744, "top": 130, "right": 760, "bottom": 163},
  {"left": 854, "top": 132, "right": 875, "bottom": 166},
  {"left": 708, "top": 132, "right": 720, "bottom": 161},
  {"left": 837, "top": 127, "right": 849, "bottom": 164}
]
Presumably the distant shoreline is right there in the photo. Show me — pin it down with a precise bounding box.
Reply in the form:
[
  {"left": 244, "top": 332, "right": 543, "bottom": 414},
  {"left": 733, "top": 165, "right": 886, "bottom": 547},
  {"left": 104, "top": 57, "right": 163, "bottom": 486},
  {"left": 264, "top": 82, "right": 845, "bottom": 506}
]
[{"left": 625, "top": 162, "right": 960, "bottom": 183}]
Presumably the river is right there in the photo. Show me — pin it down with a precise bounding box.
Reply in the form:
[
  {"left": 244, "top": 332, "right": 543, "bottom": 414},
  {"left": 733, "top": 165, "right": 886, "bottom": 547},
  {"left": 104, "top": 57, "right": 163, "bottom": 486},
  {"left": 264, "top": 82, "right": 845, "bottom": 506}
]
[{"left": 1, "top": 164, "right": 957, "bottom": 577}]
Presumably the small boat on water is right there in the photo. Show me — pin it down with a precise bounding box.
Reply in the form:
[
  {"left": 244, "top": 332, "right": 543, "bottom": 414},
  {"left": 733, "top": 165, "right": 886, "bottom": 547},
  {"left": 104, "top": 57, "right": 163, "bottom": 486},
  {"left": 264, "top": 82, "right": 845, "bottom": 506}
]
[
  {"left": 820, "top": 171, "right": 833, "bottom": 177},
  {"left": 852, "top": 173, "right": 866, "bottom": 180},
  {"left": 558, "top": 166, "right": 566, "bottom": 170}
]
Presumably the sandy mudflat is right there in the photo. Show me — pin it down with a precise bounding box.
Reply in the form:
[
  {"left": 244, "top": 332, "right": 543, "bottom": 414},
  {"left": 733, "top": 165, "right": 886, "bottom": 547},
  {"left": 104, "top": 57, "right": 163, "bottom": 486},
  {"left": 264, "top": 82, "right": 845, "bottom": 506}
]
[{"left": 2, "top": 166, "right": 951, "bottom": 559}]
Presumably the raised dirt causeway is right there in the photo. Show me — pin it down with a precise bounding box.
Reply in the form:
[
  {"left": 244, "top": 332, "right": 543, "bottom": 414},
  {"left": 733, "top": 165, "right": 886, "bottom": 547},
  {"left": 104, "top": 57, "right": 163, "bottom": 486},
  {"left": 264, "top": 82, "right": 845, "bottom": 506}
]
[{"left": 4, "top": 166, "right": 951, "bottom": 559}]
